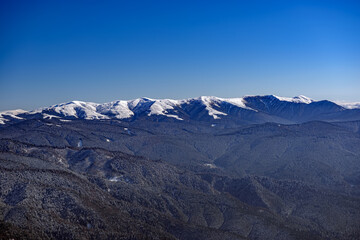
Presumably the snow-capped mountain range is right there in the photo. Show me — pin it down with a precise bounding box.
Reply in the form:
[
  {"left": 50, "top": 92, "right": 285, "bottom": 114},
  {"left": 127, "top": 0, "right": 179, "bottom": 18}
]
[{"left": 1, "top": 95, "right": 360, "bottom": 125}]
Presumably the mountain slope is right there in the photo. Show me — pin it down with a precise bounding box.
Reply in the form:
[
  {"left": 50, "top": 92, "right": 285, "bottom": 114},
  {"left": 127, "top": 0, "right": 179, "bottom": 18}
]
[{"left": 1, "top": 96, "right": 360, "bottom": 239}]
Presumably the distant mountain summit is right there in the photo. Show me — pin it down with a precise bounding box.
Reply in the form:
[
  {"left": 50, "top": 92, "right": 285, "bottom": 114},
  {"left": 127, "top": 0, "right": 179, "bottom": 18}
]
[{"left": 1, "top": 95, "right": 360, "bottom": 125}]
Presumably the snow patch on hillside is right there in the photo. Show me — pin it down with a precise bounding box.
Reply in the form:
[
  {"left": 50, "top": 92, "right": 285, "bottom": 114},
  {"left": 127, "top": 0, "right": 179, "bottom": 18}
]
[{"left": 198, "top": 96, "right": 227, "bottom": 119}]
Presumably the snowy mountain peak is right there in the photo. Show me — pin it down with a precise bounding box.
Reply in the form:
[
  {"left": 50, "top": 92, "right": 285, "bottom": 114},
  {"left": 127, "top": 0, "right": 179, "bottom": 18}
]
[
  {"left": 0, "top": 109, "right": 27, "bottom": 124},
  {"left": 198, "top": 96, "right": 221, "bottom": 102},
  {"left": 128, "top": 97, "right": 154, "bottom": 110},
  {"left": 293, "top": 95, "right": 314, "bottom": 104},
  {"left": 97, "top": 100, "right": 134, "bottom": 119},
  {"left": 42, "top": 100, "right": 106, "bottom": 119}
]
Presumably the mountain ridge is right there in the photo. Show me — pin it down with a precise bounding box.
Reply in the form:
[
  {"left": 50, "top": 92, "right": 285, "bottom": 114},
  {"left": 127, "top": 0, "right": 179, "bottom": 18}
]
[{"left": 1, "top": 95, "right": 360, "bottom": 125}]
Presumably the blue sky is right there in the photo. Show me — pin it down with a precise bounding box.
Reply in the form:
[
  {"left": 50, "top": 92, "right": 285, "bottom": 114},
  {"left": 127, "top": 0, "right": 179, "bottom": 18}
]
[{"left": 0, "top": 0, "right": 359, "bottom": 111}]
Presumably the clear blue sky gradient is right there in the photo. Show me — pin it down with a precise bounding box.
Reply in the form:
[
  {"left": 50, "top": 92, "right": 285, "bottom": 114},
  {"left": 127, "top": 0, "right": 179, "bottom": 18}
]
[{"left": 0, "top": 0, "right": 359, "bottom": 111}]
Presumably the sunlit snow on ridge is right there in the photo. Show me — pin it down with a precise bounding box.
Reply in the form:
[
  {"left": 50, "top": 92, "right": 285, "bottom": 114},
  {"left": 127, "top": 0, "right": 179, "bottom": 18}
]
[{"left": 273, "top": 95, "right": 314, "bottom": 104}]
